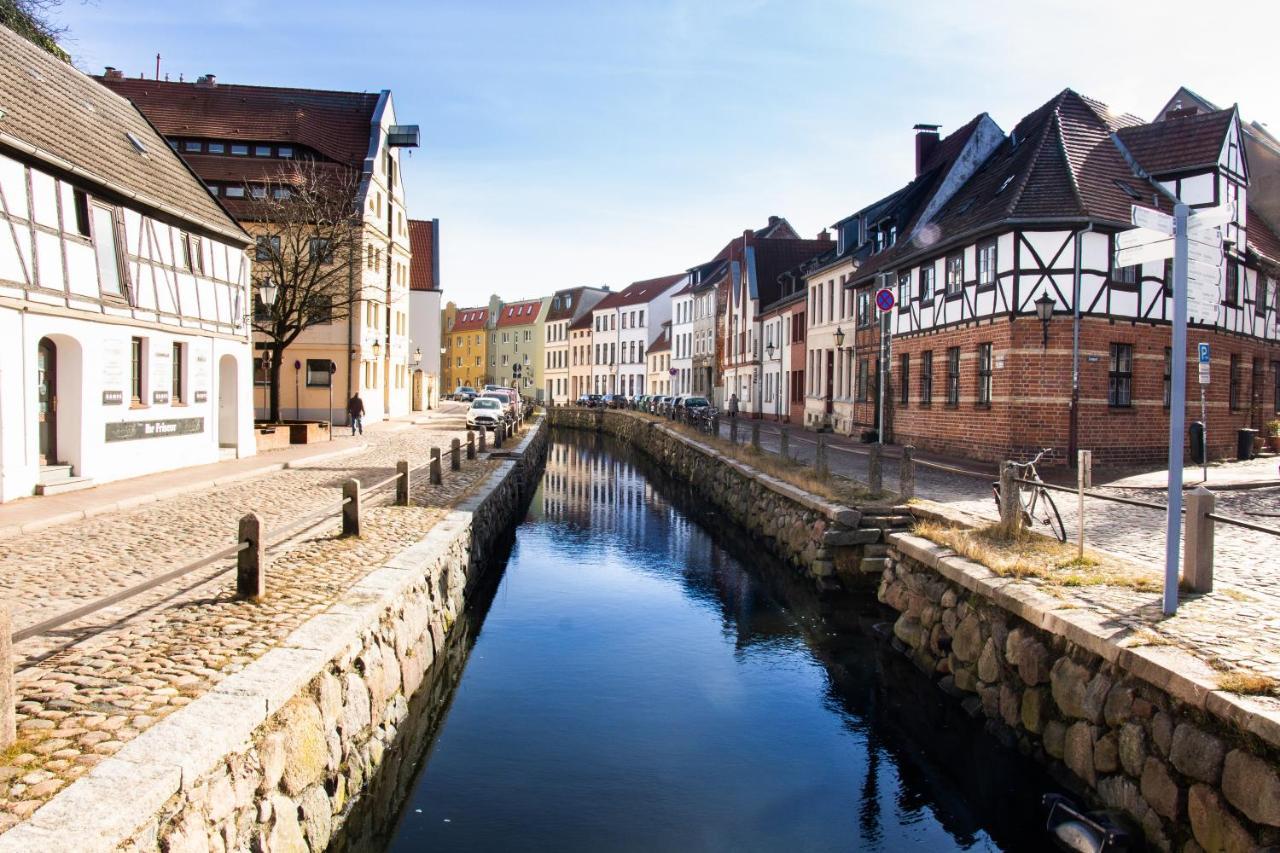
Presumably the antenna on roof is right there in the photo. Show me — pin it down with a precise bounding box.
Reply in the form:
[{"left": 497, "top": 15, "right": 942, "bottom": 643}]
[{"left": 155, "top": 53, "right": 160, "bottom": 81}]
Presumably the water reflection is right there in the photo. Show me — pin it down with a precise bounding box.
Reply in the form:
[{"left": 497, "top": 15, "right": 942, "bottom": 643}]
[{"left": 374, "top": 430, "right": 1055, "bottom": 852}]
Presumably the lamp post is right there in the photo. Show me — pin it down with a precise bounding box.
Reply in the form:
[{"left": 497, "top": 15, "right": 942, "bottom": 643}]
[
  {"left": 766, "top": 340, "right": 781, "bottom": 422},
  {"left": 1035, "top": 292, "right": 1055, "bottom": 349},
  {"left": 253, "top": 276, "right": 279, "bottom": 420}
]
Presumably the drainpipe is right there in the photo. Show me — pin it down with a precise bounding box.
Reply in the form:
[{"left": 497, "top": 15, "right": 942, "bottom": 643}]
[
  {"left": 1068, "top": 222, "right": 1093, "bottom": 463},
  {"left": 345, "top": 220, "right": 355, "bottom": 420}
]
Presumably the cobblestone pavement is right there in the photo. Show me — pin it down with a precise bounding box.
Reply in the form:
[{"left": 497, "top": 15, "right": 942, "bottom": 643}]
[
  {"left": 0, "top": 404, "right": 510, "bottom": 825},
  {"left": 713, "top": 419, "right": 1280, "bottom": 682}
]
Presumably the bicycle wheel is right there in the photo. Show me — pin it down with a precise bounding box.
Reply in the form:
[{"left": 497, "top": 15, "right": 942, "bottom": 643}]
[{"left": 1035, "top": 487, "right": 1067, "bottom": 542}]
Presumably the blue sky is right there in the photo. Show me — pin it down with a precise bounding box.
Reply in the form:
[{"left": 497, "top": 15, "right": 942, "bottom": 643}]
[{"left": 56, "top": 0, "right": 1279, "bottom": 306}]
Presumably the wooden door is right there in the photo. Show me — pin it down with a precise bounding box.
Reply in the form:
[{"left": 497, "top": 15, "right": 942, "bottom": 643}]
[
  {"left": 37, "top": 338, "right": 56, "bottom": 465},
  {"left": 824, "top": 350, "right": 834, "bottom": 415}
]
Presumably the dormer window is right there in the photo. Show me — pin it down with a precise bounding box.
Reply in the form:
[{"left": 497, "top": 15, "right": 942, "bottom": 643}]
[{"left": 996, "top": 174, "right": 1016, "bottom": 195}]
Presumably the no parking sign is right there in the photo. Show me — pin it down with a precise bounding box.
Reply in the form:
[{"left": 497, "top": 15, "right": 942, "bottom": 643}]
[{"left": 875, "top": 288, "right": 895, "bottom": 312}]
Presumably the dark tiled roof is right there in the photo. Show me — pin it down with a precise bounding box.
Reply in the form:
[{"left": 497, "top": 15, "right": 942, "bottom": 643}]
[
  {"left": 97, "top": 76, "right": 380, "bottom": 167},
  {"left": 569, "top": 312, "right": 594, "bottom": 331},
  {"left": 408, "top": 219, "right": 437, "bottom": 291},
  {"left": 647, "top": 326, "right": 671, "bottom": 354},
  {"left": 749, "top": 238, "right": 834, "bottom": 307},
  {"left": 1248, "top": 207, "right": 1280, "bottom": 265},
  {"left": 596, "top": 273, "right": 686, "bottom": 309},
  {"left": 451, "top": 308, "right": 488, "bottom": 332},
  {"left": 495, "top": 299, "right": 543, "bottom": 327},
  {"left": 0, "top": 27, "right": 245, "bottom": 242},
  {"left": 546, "top": 286, "right": 597, "bottom": 322},
  {"left": 1116, "top": 108, "right": 1236, "bottom": 176}
]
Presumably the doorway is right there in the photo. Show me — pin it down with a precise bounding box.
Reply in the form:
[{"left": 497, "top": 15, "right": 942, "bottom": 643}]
[
  {"left": 824, "top": 349, "right": 834, "bottom": 415},
  {"left": 37, "top": 337, "right": 57, "bottom": 465},
  {"left": 218, "top": 354, "right": 239, "bottom": 451}
]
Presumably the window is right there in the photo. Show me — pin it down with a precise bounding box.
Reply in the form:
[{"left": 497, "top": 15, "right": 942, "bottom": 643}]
[
  {"left": 919, "top": 265, "right": 935, "bottom": 302},
  {"left": 945, "top": 254, "right": 963, "bottom": 296},
  {"left": 1163, "top": 347, "right": 1172, "bottom": 409},
  {"left": 224, "top": 186, "right": 245, "bottom": 199},
  {"left": 977, "top": 240, "right": 997, "bottom": 288},
  {"left": 1108, "top": 344, "right": 1133, "bottom": 407},
  {"left": 171, "top": 343, "right": 185, "bottom": 403},
  {"left": 72, "top": 189, "right": 89, "bottom": 237},
  {"left": 182, "top": 233, "right": 203, "bottom": 273},
  {"left": 309, "top": 237, "right": 333, "bottom": 264},
  {"left": 183, "top": 140, "right": 201, "bottom": 153},
  {"left": 130, "top": 336, "right": 144, "bottom": 403},
  {"left": 1259, "top": 274, "right": 1270, "bottom": 316},
  {"left": 305, "top": 359, "right": 331, "bottom": 388},
  {"left": 897, "top": 272, "right": 910, "bottom": 307},
  {"left": 92, "top": 205, "right": 125, "bottom": 297},
  {"left": 1111, "top": 254, "right": 1138, "bottom": 285},
  {"left": 977, "top": 343, "right": 992, "bottom": 406},
  {"left": 899, "top": 354, "right": 910, "bottom": 406},
  {"left": 230, "top": 144, "right": 249, "bottom": 156},
  {"left": 1225, "top": 259, "right": 1240, "bottom": 305},
  {"left": 1162, "top": 259, "right": 1173, "bottom": 297},
  {"left": 272, "top": 187, "right": 291, "bottom": 200},
  {"left": 207, "top": 142, "right": 225, "bottom": 154},
  {"left": 857, "top": 290, "right": 870, "bottom": 327},
  {"left": 946, "top": 347, "right": 960, "bottom": 406},
  {"left": 856, "top": 358, "right": 869, "bottom": 401},
  {"left": 255, "top": 145, "right": 272, "bottom": 157},
  {"left": 207, "top": 185, "right": 219, "bottom": 196},
  {"left": 1229, "top": 354, "right": 1241, "bottom": 410},
  {"left": 304, "top": 293, "right": 332, "bottom": 324},
  {"left": 255, "top": 236, "right": 279, "bottom": 261},
  {"left": 253, "top": 356, "right": 270, "bottom": 387},
  {"left": 921, "top": 351, "right": 933, "bottom": 405},
  {"left": 1274, "top": 361, "right": 1280, "bottom": 415},
  {"left": 251, "top": 186, "right": 267, "bottom": 199},
  {"left": 279, "top": 146, "right": 293, "bottom": 159},
  {"left": 639, "top": 310, "right": 645, "bottom": 326}
]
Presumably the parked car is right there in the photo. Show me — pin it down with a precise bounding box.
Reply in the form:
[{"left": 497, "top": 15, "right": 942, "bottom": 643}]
[
  {"left": 483, "top": 389, "right": 520, "bottom": 422},
  {"left": 454, "top": 386, "right": 477, "bottom": 402},
  {"left": 682, "top": 396, "right": 713, "bottom": 419},
  {"left": 635, "top": 394, "right": 650, "bottom": 411},
  {"left": 466, "top": 397, "right": 504, "bottom": 430},
  {"left": 584, "top": 394, "right": 604, "bottom": 408}
]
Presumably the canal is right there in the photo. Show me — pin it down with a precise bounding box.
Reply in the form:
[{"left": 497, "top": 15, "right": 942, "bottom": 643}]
[{"left": 381, "top": 430, "right": 1059, "bottom": 851}]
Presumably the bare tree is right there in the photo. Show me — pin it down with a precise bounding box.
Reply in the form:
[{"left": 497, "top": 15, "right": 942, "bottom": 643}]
[
  {"left": 246, "top": 161, "right": 367, "bottom": 423},
  {"left": 1, "top": 0, "right": 69, "bottom": 60}
]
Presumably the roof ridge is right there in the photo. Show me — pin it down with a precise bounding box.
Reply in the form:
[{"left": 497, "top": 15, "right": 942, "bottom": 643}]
[{"left": 1004, "top": 92, "right": 1067, "bottom": 217}]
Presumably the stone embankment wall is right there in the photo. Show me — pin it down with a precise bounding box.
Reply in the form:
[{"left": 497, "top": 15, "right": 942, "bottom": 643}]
[
  {"left": 0, "top": 421, "right": 548, "bottom": 853},
  {"left": 547, "top": 408, "right": 908, "bottom": 591},
  {"left": 881, "top": 533, "right": 1280, "bottom": 852}
]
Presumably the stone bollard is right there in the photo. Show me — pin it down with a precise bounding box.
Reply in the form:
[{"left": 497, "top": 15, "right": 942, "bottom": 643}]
[
  {"left": 395, "top": 459, "right": 411, "bottom": 506},
  {"left": 730, "top": 419, "right": 739, "bottom": 445},
  {"left": 869, "top": 443, "right": 883, "bottom": 495},
  {"left": 0, "top": 605, "right": 12, "bottom": 749},
  {"left": 236, "top": 511, "right": 267, "bottom": 600},
  {"left": 451, "top": 438, "right": 461, "bottom": 471},
  {"left": 998, "top": 462, "right": 1021, "bottom": 536},
  {"left": 430, "top": 448, "right": 443, "bottom": 485},
  {"left": 342, "top": 479, "right": 361, "bottom": 537},
  {"left": 479, "top": 428, "right": 488, "bottom": 452},
  {"left": 780, "top": 426, "right": 790, "bottom": 460},
  {"left": 899, "top": 445, "right": 915, "bottom": 499},
  {"left": 467, "top": 430, "right": 476, "bottom": 460},
  {"left": 1183, "top": 486, "right": 1216, "bottom": 592},
  {"left": 815, "top": 435, "right": 829, "bottom": 479},
  {"left": 495, "top": 423, "right": 505, "bottom": 448},
  {"left": 711, "top": 414, "right": 720, "bottom": 438},
  {"left": 751, "top": 422, "right": 760, "bottom": 450}
]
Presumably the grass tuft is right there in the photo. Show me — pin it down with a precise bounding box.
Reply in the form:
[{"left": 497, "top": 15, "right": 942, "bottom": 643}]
[{"left": 1218, "top": 671, "right": 1280, "bottom": 697}]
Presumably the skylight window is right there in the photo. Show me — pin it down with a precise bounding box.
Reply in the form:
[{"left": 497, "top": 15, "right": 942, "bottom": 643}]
[
  {"left": 125, "top": 131, "right": 148, "bottom": 154},
  {"left": 1114, "top": 179, "right": 1143, "bottom": 200},
  {"left": 996, "top": 174, "right": 1016, "bottom": 194}
]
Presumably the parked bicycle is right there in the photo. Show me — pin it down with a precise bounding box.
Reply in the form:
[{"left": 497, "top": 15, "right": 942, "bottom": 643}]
[{"left": 991, "top": 448, "right": 1066, "bottom": 542}]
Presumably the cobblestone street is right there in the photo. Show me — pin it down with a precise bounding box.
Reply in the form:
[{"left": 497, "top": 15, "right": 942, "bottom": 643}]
[{"left": 0, "top": 403, "right": 509, "bottom": 825}]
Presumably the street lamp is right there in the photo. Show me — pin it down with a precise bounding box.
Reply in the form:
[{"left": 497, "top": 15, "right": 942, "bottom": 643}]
[
  {"left": 258, "top": 275, "right": 278, "bottom": 308},
  {"left": 834, "top": 326, "right": 846, "bottom": 350},
  {"left": 1034, "top": 292, "right": 1055, "bottom": 349},
  {"left": 371, "top": 339, "right": 382, "bottom": 360},
  {"left": 413, "top": 347, "right": 422, "bottom": 363}
]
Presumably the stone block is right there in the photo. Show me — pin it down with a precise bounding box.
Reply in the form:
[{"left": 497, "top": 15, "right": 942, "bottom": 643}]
[
  {"left": 1187, "top": 784, "right": 1254, "bottom": 853},
  {"left": 1021, "top": 687, "right": 1049, "bottom": 735},
  {"left": 1050, "top": 658, "right": 1109, "bottom": 723},
  {"left": 1141, "top": 756, "right": 1183, "bottom": 822},
  {"left": 1221, "top": 749, "right": 1280, "bottom": 827},
  {"left": 1094, "top": 731, "right": 1119, "bottom": 774},
  {"left": 342, "top": 673, "right": 372, "bottom": 738},
  {"left": 1015, "top": 636, "right": 1051, "bottom": 686},
  {"left": 1044, "top": 720, "right": 1066, "bottom": 759},
  {"left": 276, "top": 698, "right": 326, "bottom": 798},
  {"left": 1097, "top": 774, "right": 1149, "bottom": 825},
  {"left": 259, "top": 731, "right": 286, "bottom": 794},
  {"left": 893, "top": 615, "right": 926, "bottom": 650},
  {"left": 1104, "top": 683, "right": 1136, "bottom": 727},
  {"left": 952, "top": 614, "right": 983, "bottom": 663},
  {"left": 268, "top": 793, "right": 307, "bottom": 853},
  {"left": 999, "top": 685, "right": 1021, "bottom": 729},
  {"left": 953, "top": 665, "right": 978, "bottom": 694},
  {"left": 1064, "top": 722, "right": 1097, "bottom": 785},
  {"left": 1169, "top": 723, "right": 1225, "bottom": 785},
  {"left": 1152, "top": 711, "right": 1173, "bottom": 756},
  {"left": 1119, "top": 723, "right": 1147, "bottom": 778},
  {"left": 299, "top": 783, "right": 333, "bottom": 851},
  {"left": 977, "top": 638, "right": 1001, "bottom": 683}
]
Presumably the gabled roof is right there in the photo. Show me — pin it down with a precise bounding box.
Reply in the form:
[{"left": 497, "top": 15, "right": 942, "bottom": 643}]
[
  {"left": 1247, "top": 206, "right": 1280, "bottom": 267},
  {"left": 569, "top": 311, "right": 594, "bottom": 331},
  {"left": 595, "top": 273, "right": 686, "bottom": 309},
  {"left": 741, "top": 238, "right": 833, "bottom": 307},
  {"left": 546, "top": 286, "right": 607, "bottom": 322},
  {"left": 451, "top": 308, "right": 489, "bottom": 332},
  {"left": 647, "top": 325, "right": 671, "bottom": 354},
  {"left": 408, "top": 219, "right": 438, "bottom": 292},
  {"left": 495, "top": 299, "right": 544, "bottom": 327},
  {"left": 0, "top": 27, "right": 246, "bottom": 243},
  {"left": 1115, "top": 108, "right": 1237, "bottom": 176}
]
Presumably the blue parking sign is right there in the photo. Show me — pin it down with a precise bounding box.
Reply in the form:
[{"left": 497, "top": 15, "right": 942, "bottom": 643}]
[{"left": 1198, "top": 343, "right": 1210, "bottom": 364}]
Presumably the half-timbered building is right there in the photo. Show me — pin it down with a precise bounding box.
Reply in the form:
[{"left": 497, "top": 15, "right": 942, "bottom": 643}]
[
  {"left": 0, "top": 28, "right": 255, "bottom": 500},
  {"left": 843, "top": 89, "right": 1280, "bottom": 465}
]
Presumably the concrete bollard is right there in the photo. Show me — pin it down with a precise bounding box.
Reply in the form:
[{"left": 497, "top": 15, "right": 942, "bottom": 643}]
[
  {"left": 395, "top": 459, "right": 410, "bottom": 506},
  {"left": 816, "top": 435, "right": 829, "bottom": 479},
  {"left": 342, "top": 479, "right": 361, "bottom": 537},
  {"left": 751, "top": 422, "right": 760, "bottom": 450},
  {"left": 451, "top": 438, "right": 461, "bottom": 471},
  {"left": 479, "top": 428, "right": 488, "bottom": 452},
  {"left": 430, "top": 448, "right": 443, "bottom": 485},
  {"left": 780, "top": 427, "right": 790, "bottom": 460},
  {"left": 899, "top": 445, "right": 915, "bottom": 499},
  {"left": 869, "top": 443, "right": 883, "bottom": 495},
  {"left": 1183, "top": 486, "right": 1216, "bottom": 592},
  {"left": 236, "top": 511, "right": 267, "bottom": 600},
  {"left": 495, "top": 423, "right": 505, "bottom": 448},
  {"left": 467, "top": 430, "right": 476, "bottom": 460},
  {"left": 998, "top": 462, "right": 1021, "bottom": 536},
  {"left": 0, "top": 605, "right": 14, "bottom": 749}
]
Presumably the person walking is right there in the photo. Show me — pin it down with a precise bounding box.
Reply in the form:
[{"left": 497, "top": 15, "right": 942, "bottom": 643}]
[
  {"left": 347, "top": 393, "right": 365, "bottom": 436},
  {"left": 728, "top": 393, "right": 739, "bottom": 419}
]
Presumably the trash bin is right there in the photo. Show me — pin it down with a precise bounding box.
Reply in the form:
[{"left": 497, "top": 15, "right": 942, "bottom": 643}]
[
  {"left": 1237, "top": 428, "right": 1258, "bottom": 461},
  {"left": 1189, "top": 421, "right": 1206, "bottom": 465}
]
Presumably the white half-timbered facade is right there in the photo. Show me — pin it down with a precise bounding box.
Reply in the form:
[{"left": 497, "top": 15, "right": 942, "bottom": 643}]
[{"left": 0, "top": 28, "right": 254, "bottom": 500}]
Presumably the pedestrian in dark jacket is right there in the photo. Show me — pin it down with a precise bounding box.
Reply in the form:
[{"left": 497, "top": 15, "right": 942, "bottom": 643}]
[
  {"left": 728, "top": 393, "right": 739, "bottom": 419},
  {"left": 347, "top": 394, "right": 365, "bottom": 435}
]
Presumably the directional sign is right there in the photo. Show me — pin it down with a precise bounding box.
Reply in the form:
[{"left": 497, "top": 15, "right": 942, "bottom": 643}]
[
  {"left": 1115, "top": 239, "right": 1174, "bottom": 267},
  {"left": 1132, "top": 206, "right": 1174, "bottom": 235},
  {"left": 1186, "top": 240, "right": 1223, "bottom": 266},
  {"left": 1197, "top": 343, "right": 1210, "bottom": 364},
  {"left": 1188, "top": 201, "right": 1234, "bottom": 231},
  {"left": 875, "top": 288, "right": 895, "bottom": 312},
  {"left": 1188, "top": 257, "right": 1222, "bottom": 279},
  {"left": 1188, "top": 226, "right": 1222, "bottom": 246},
  {"left": 1116, "top": 227, "right": 1170, "bottom": 250}
]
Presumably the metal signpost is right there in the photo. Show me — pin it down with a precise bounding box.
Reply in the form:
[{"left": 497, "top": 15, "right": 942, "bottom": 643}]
[
  {"left": 327, "top": 360, "right": 337, "bottom": 440},
  {"left": 1114, "top": 200, "right": 1232, "bottom": 615},
  {"left": 1198, "top": 343, "right": 1210, "bottom": 482},
  {"left": 875, "top": 286, "right": 895, "bottom": 445}
]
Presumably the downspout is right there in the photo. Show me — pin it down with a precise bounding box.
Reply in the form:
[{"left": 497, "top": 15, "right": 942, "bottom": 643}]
[
  {"left": 345, "top": 220, "right": 355, "bottom": 420},
  {"left": 1068, "top": 222, "right": 1093, "bottom": 462}
]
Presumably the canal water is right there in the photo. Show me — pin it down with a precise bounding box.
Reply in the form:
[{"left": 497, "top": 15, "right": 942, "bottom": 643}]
[{"left": 381, "top": 430, "right": 1058, "bottom": 852}]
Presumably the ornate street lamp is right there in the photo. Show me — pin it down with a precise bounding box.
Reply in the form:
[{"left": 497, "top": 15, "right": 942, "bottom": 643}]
[
  {"left": 258, "top": 275, "right": 278, "bottom": 308},
  {"left": 371, "top": 339, "right": 383, "bottom": 360},
  {"left": 766, "top": 341, "right": 776, "bottom": 361},
  {"left": 413, "top": 347, "right": 422, "bottom": 363},
  {"left": 834, "top": 326, "right": 846, "bottom": 350},
  {"left": 1034, "top": 292, "right": 1055, "bottom": 349}
]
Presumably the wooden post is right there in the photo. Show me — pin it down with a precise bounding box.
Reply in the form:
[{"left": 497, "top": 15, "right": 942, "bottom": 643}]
[
  {"left": 479, "top": 428, "right": 487, "bottom": 452},
  {"left": 451, "top": 438, "right": 461, "bottom": 471},
  {"left": 430, "top": 448, "right": 443, "bottom": 485},
  {"left": 1183, "top": 486, "right": 1216, "bottom": 592},
  {"left": 395, "top": 459, "right": 410, "bottom": 506},
  {"left": 711, "top": 414, "right": 720, "bottom": 438},
  {"left": 869, "top": 443, "right": 883, "bottom": 495},
  {"left": 899, "top": 445, "right": 915, "bottom": 499},
  {"left": 467, "top": 430, "right": 476, "bottom": 460},
  {"left": 998, "top": 462, "right": 1021, "bottom": 536},
  {"left": 236, "top": 511, "right": 267, "bottom": 599},
  {"left": 779, "top": 426, "right": 790, "bottom": 461},
  {"left": 342, "top": 479, "right": 361, "bottom": 537},
  {"left": 750, "top": 422, "right": 760, "bottom": 450},
  {"left": 1077, "top": 450, "right": 1092, "bottom": 560},
  {"left": 0, "top": 605, "right": 14, "bottom": 749},
  {"left": 816, "top": 435, "right": 829, "bottom": 479}
]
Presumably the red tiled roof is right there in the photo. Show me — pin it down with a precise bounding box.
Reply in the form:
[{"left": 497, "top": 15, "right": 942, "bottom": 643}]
[
  {"left": 451, "top": 308, "right": 488, "bottom": 332},
  {"left": 1116, "top": 108, "right": 1235, "bottom": 176},
  {"left": 495, "top": 299, "right": 543, "bottom": 327},
  {"left": 408, "top": 219, "right": 437, "bottom": 291},
  {"left": 569, "top": 312, "right": 594, "bottom": 331},
  {"left": 647, "top": 327, "right": 671, "bottom": 354},
  {"left": 595, "top": 274, "right": 686, "bottom": 309},
  {"left": 97, "top": 77, "right": 380, "bottom": 167},
  {"left": 1248, "top": 207, "right": 1280, "bottom": 265}
]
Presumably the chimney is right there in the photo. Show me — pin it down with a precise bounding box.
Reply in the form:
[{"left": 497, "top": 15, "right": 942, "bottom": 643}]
[
  {"left": 768, "top": 215, "right": 780, "bottom": 226},
  {"left": 818, "top": 229, "right": 831, "bottom": 242},
  {"left": 196, "top": 74, "right": 217, "bottom": 87},
  {"left": 103, "top": 66, "right": 124, "bottom": 80},
  {"left": 914, "top": 123, "right": 941, "bottom": 176}
]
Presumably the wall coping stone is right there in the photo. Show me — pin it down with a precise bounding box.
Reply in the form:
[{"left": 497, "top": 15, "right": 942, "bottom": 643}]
[
  {"left": 0, "top": 420, "right": 546, "bottom": 853},
  {"left": 887, "top": 530, "right": 1280, "bottom": 752}
]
